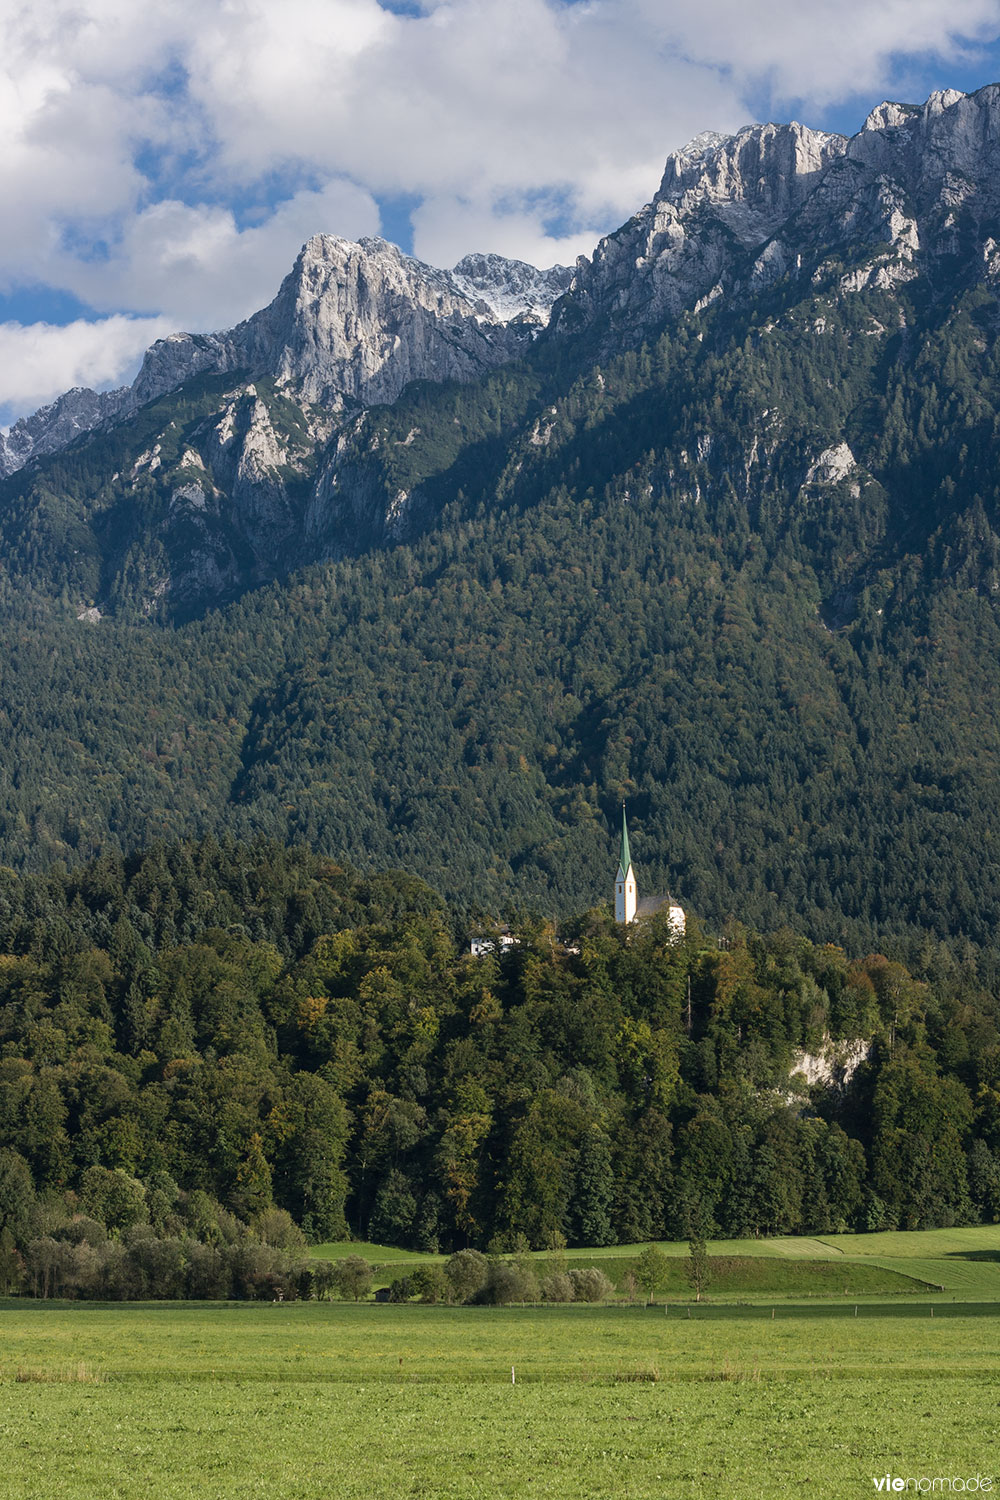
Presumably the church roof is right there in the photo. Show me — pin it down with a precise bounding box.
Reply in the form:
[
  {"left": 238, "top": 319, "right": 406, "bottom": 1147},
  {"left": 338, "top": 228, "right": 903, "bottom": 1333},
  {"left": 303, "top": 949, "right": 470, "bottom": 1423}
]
[{"left": 618, "top": 805, "right": 632, "bottom": 877}]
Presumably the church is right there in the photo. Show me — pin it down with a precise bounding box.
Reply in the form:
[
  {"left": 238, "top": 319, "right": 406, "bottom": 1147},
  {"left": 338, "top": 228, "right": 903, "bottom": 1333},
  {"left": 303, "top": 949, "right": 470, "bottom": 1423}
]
[{"left": 615, "top": 804, "right": 685, "bottom": 938}]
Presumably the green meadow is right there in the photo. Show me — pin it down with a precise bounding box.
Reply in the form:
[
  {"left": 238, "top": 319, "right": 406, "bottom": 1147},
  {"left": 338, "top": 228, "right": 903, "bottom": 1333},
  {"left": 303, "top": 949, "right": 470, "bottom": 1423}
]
[
  {"left": 4, "top": 1227, "right": 1000, "bottom": 1499},
  {"left": 316, "top": 1223, "right": 1000, "bottom": 1300}
]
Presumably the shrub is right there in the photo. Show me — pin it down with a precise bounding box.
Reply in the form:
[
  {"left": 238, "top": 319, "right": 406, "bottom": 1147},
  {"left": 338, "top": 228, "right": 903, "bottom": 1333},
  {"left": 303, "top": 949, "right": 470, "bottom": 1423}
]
[
  {"left": 540, "top": 1272, "right": 574, "bottom": 1302},
  {"left": 568, "top": 1267, "right": 614, "bottom": 1303},
  {"left": 445, "top": 1248, "right": 489, "bottom": 1303},
  {"left": 482, "top": 1260, "right": 540, "bottom": 1305},
  {"left": 410, "top": 1265, "right": 450, "bottom": 1303},
  {"left": 309, "top": 1261, "right": 338, "bottom": 1300},
  {"left": 333, "top": 1255, "right": 373, "bottom": 1302},
  {"left": 185, "top": 1241, "right": 230, "bottom": 1299}
]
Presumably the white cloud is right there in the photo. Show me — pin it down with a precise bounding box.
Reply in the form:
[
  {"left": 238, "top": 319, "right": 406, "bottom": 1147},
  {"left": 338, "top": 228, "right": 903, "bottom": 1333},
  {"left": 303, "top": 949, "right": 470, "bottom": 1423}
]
[
  {"left": 640, "top": 0, "right": 1000, "bottom": 106},
  {"left": 0, "top": 0, "right": 999, "bottom": 419},
  {"left": 56, "top": 179, "right": 381, "bottom": 326},
  {"left": 0, "top": 315, "right": 174, "bottom": 414}
]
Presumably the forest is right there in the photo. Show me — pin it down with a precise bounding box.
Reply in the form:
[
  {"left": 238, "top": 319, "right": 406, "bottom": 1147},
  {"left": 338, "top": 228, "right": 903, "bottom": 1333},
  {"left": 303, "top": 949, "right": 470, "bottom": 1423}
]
[
  {"left": 0, "top": 837, "right": 996, "bottom": 1298},
  {"left": 2, "top": 258, "right": 1000, "bottom": 963}
]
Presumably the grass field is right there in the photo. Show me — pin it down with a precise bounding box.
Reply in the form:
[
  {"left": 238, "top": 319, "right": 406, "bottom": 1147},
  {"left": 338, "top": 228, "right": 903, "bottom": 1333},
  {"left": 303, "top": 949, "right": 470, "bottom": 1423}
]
[
  {"left": 314, "top": 1224, "right": 1000, "bottom": 1299},
  {"left": 5, "top": 1227, "right": 1000, "bottom": 1498},
  {"left": 2, "top": 1299, "right": 999, "bottom": 1499}
]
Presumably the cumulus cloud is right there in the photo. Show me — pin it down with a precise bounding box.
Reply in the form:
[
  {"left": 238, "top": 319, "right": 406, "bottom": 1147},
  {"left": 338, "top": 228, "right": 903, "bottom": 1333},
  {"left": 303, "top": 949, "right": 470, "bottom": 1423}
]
[
  {"left": 0, "top": 315, "right": 174, "bottom": 414},
  {"left": 642, "top": 0, "right": 1000, "bottom": 106},
  {"left": 56, "top": 179, "right": 381, "bottom": 326},
  {"left": 0, "top": 0, "right": 999, "bottom": 418}
]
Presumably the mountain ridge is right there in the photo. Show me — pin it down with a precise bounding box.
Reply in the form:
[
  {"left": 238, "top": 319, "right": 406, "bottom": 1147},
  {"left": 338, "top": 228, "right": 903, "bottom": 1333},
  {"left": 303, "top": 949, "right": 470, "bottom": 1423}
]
[
  {"left": 7, "top": 79, "right": 1000, "bottom": 499},
  {"left": 0, "top": 241, "right": 573, "bottom": 481},
  {"left": 2, "top": 85, "right": 1000, "bottom": 953}
]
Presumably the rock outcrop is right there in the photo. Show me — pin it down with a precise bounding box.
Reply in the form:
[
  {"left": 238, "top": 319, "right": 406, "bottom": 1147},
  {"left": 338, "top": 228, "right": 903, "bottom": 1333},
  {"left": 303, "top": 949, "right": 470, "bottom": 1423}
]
[
  {"left": 0, "top": 385, "right": 130, "bottom": 479},
  {"left": 8, "top": 82, "right": 1000, "bottom": 615},
  {"left": 551, "top": 83, "right": 1000, "bottom": 345},
  {"left": 1, "top": 240, "right": 572, "bottom": 477},
  {"left": 12, "top": 84, "right": 1000, "bottom": 479}
]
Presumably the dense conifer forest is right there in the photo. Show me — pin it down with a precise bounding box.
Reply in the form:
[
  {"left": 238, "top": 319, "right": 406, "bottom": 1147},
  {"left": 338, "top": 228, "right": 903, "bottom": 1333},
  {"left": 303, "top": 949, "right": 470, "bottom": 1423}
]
[
  {"left": 0, "top": 839, "right": 996, "bottom": 1297},
  {"left": 3, "top": 266, "right": 1000, "bottom": 958}
]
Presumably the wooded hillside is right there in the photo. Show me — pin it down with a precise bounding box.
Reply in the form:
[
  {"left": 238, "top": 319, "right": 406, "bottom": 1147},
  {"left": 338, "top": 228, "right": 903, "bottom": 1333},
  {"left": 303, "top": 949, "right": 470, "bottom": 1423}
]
[{"left": 1, "top": 840, "right": 996, "bottom": 1288}]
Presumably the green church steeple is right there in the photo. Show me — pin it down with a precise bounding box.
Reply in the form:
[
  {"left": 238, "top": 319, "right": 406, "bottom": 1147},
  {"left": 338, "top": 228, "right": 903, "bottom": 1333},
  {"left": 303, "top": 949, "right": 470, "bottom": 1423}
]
[
  {"left": 618, "top": 802, "right": 632, "bottom": 879},
  {"left": 615, "top": 801, "right": 638, "bottom": 924}
]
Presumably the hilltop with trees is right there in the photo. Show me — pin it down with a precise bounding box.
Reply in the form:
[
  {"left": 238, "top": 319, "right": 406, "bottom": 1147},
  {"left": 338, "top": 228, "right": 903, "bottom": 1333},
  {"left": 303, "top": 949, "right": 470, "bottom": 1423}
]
[{"left": 0, "top": 838, "right": 995, "bottom": 1297}]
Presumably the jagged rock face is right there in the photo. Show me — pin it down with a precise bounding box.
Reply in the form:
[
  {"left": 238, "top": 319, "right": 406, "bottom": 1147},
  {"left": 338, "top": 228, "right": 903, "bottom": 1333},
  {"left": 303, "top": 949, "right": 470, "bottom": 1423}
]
[
  {"left": 130, "top": 236, "right": 564, "bottom": 415},
  {"left": 1, "top": 240, "right": 569, "bottom": 478},
  {"left": 130, "top": 332, "right": 236, "bottom": 408},
  {"left": 550, "top": 83, "right": 1000, "bottom": 345},
  {"left": 10, "top": 83, "right": 1000, "bottom": 488},
  {"left": 451, "top": 253, "right": 573, "bottom": 323},
  {"left": 550, "top": 120, "right": 846, "bottom": 340},
  {"left": 0, "top": 385, "right": 129, "bottom": 479},
  {"left": 10, "top": 81, "right": 1000, "bottom": 617},
  {"left": 232, "top": 236, "right": 537, "bottom": 407}
]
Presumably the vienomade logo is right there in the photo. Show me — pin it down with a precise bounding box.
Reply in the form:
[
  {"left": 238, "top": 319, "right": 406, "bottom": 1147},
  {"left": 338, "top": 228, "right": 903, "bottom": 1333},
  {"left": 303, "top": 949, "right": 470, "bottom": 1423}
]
[{"left": 872, "top": 1478, "right": 994, "bottom": 1493}]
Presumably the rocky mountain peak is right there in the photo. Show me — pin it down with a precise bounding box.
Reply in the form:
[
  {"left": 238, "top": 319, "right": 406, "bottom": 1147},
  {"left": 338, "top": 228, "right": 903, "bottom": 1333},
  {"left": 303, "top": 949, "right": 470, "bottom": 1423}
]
[
  {"left": 861, "top": 100, "right": 917, "bottom": 133},
  {"left": 0, "top": 384, "right": 131, "bottom": 480},
  {"left": 657, "top": 119, "right": 844, "bottom": 234},
  {"left": 2, "top": 234, "right": 575, "bottom": 479},
  {"left": 551, "top": 82, "right": 1000, "bottom": 348},
  {"left": 451, "top": 252, "right": 573, "bottom": 323},
  {"left": 232, "top": 232, "right": 532, "bottom": 407},
  {"left": 10, "top": 81, "right": 1000, "bottom": 490}
]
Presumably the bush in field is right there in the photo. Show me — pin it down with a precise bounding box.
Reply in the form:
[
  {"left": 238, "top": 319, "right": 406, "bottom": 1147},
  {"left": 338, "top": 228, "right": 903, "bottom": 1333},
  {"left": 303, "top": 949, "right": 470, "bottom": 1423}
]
[
  {"left": 568, "top": 1267, "right": 614, "bottom": 1303},
  {"left": 186, "top": 1242, "right": 230, "bottom": 1299},
  {"left": 123, "top": 1228, "right": 188, "bottom": 1299},
  {"left": 230, "top": 1240, "right": 303, "bottom": 1300},
  {"left": 445, "top": 1249, "right": 489, "bottom": 1303},
  {"left": 333, "top": 1255, "right": 373, "bottom": 1302},
  {"left": 482, "top": 1259, "right": 540, "bottom": 1305},
  {"left": 387, "top": 1274, "right": 414, "bottom": 1302},
  {"left": 540, "top": 1272, "right": 574, "bottom": 1302},
  {"left": 411, "top": 1265, "right": 450, "bottom": 1303},
  {"left": 309, "top": 1261, "right": 338, "bottom": 1300}
]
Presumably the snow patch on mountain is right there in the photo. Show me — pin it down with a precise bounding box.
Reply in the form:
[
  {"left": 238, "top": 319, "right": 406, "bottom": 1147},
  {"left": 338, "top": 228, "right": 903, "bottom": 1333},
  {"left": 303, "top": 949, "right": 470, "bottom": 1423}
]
[{"left": 451, "top": 253, "right": 573, "bottom": 324}]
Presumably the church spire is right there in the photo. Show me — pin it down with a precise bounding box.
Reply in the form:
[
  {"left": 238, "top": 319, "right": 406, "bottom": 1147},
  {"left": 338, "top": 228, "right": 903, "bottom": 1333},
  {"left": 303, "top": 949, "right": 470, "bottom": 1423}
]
[
  {"left": 615, "top": 801, "right": 638, "bottom": 924},
  {"left": 618, "top": 802, "right": 632, "bottom": 879}
]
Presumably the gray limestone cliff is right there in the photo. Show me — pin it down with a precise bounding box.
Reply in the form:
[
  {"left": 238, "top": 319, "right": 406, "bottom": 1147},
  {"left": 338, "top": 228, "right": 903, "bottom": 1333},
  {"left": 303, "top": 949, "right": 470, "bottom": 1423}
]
[
  {"left": 8, "top": 82, "right": 1000, "bottom": 615},
  {"left": 0, "top": 385, "right": 130, "bottom": 479},
  {"left": 1, "top": 240, "right": 572, "bottom": 478},
  {"left": 551, "top": 83, "right": 1000, "bottom": 343},
  {"left": 11, "top": 84, "right": 1000, "bottom": 482}
]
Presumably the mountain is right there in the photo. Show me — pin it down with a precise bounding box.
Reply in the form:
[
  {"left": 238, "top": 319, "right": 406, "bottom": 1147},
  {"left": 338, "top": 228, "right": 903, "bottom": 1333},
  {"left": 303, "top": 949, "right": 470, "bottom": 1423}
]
[
  {"left": 4, "top": 86, "right": 1000, "bottom": 955},
  {"left": 0, "top": 240, "right": 572, "bottom": 482},
  {"left": 553, "top": 86, "right": 997, "bottom": 343},
  {"left": 0, "top": 384, "right": 131, "bottom": 479}
]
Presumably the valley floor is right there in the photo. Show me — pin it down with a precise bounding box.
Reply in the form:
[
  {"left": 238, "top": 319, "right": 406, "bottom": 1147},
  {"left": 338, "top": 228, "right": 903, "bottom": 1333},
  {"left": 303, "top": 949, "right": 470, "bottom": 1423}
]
[{"left": 5, "top": 1226, "right": 1000, "bottom": 1499}]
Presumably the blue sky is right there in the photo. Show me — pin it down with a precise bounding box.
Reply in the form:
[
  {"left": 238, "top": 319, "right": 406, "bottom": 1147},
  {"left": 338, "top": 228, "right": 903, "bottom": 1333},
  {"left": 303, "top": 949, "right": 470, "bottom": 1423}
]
[{"left": 2, "top": 0, "right": 1000, "bottom": 424}]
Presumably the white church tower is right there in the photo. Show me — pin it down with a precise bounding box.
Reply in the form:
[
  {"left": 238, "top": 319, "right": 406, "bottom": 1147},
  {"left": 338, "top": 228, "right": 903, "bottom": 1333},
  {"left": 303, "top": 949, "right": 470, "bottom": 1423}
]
[{"left": 615, "top": 803, "right": 638, "bottom": 925}]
